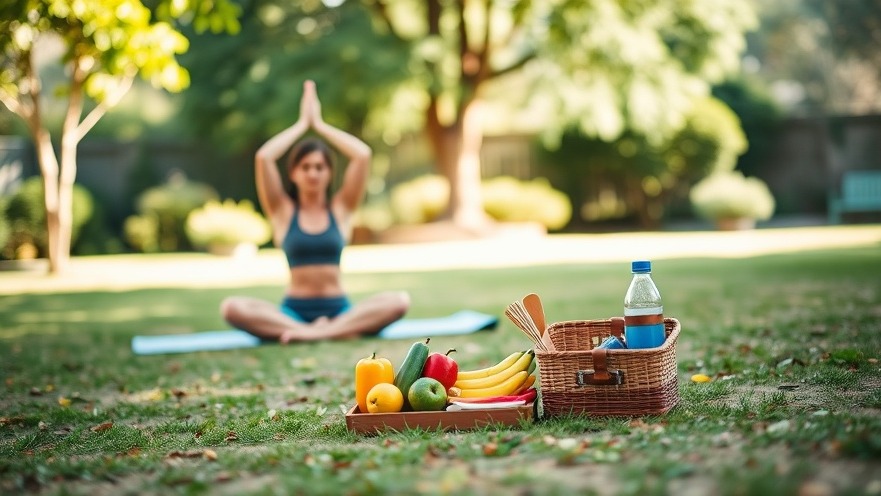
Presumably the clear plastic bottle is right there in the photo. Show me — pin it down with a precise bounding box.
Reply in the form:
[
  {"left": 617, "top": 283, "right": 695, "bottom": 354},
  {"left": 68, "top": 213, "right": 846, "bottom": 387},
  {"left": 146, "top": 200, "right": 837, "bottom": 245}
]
[{"left": 623, "top": 260, "right": 666, "bottom": 349}]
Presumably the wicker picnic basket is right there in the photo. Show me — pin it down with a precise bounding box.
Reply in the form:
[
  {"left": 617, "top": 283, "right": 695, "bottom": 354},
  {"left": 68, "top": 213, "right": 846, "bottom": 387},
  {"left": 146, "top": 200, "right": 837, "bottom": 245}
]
[{"left": 535, "top": 317, "right": 680, "bottom": 417}]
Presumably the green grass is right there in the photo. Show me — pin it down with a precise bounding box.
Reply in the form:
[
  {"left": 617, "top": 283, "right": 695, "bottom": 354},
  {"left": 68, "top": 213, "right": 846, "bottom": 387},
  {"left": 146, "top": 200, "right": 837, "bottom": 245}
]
[{"left": 2, "top": 245, "right": 881, "bottom": 495}]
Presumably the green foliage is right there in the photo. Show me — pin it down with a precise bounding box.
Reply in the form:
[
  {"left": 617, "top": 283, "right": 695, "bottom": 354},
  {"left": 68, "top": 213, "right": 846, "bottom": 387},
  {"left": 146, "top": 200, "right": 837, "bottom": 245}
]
[
  {"left": 389, "top": 175, "right": 572, "bottom": 230},
  {"left": 539, "top": 97, "right": 747, "bottom": 227},
  {"left": 185, "top": 199, "right": 272, "bottom": 248},
  {"left": 177, "top": 0, "right": 410, "bottom": 151},
  {"left": 690, "top": 170, "right": 775, "bottom": 221},
  {"left": 516, "top": 0, "right": 757, "bottom": 144},
  {"left": 123, "top": 172, "right": 218, "bottom": 252},
  {"left": 0, "top": 177, "right": 94, "bottom": 260},
  {"left": 712, "top": 77, "right": 782, "bottom": 178},
  {"left": 481, "top": 176, "right": 572, "bottom": 231},
  {"left": 389, "top": 175, "right": 449, "bottom": 224}
]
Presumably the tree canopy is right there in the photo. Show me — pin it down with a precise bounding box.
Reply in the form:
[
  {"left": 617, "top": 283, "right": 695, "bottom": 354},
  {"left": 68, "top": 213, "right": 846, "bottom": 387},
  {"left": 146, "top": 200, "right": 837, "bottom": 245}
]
[{"left": 0, "top": 0, "right": 242, "bottom": 272}]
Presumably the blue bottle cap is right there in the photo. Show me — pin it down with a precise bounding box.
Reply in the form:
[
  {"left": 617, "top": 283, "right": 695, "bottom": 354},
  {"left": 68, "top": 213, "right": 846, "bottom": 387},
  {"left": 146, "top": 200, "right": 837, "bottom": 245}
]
[{"left": 631, "top": 260, "right": 652, "bottom": 273}]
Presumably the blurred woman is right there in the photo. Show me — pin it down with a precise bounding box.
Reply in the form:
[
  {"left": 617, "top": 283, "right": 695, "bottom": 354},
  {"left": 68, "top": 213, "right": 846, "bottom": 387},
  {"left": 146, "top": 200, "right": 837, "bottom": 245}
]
[{"left": 220, "top": 80, "right": 409, "bottom": 343}]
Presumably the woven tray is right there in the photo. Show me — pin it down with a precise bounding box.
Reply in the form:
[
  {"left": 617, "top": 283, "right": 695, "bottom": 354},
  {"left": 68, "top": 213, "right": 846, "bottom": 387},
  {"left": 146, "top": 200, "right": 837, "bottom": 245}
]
[{"left": 535, "top": 317, "right": 680, "bottom": 417}]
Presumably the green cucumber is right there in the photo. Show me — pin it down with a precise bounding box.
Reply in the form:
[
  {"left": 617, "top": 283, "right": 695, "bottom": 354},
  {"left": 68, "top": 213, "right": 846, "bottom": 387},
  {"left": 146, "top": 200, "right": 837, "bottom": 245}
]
[{"left": 394, "top": 338, "right": 431, "bottom": 409}]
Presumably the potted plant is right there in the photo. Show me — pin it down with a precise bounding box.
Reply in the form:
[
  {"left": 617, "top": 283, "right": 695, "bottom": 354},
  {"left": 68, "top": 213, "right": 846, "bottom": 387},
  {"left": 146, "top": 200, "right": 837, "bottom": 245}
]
[
  {"left": 689, "top": 171, "right": 775, "bottom": 230},
  {"left": 185, "top": 199, "right": 272, "bottom": 257}
]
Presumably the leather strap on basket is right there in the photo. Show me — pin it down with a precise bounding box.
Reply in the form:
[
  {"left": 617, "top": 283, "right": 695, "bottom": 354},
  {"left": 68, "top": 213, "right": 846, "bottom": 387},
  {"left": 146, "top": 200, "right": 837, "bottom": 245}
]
[
  {"left": 610, "top": 317, "right": 624, "bottom": 338},
  {"left": 575, "top": 348, "right": 624, "bottom": 386}
]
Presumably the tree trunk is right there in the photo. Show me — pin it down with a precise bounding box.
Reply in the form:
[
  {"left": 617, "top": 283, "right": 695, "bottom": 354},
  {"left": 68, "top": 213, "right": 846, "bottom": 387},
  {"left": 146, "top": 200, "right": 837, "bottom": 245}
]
[
  {"left": 450, "top": 99, "right": 491, "bottom": 230},
  {"left": 33, "top": 129, "right": 63, "bottom": 273},
  {"left": 56, "top": 137, "right": 77, "bottom": 273},
  {"left": 425, "top": 96, "right": 492, "bottom": 232}
]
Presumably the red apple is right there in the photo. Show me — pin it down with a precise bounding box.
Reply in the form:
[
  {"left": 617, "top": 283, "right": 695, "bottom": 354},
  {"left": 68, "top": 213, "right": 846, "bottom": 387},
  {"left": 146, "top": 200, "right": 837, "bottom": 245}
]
[{"left": 420, "top": 348, "right": 458, "bottom": 390}]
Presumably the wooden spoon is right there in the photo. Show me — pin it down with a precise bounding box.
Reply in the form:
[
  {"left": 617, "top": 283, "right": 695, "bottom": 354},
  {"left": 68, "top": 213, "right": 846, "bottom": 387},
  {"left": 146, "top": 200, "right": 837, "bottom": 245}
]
[{"left": 522, "top": 293, "right": 546, "bottom": 337}]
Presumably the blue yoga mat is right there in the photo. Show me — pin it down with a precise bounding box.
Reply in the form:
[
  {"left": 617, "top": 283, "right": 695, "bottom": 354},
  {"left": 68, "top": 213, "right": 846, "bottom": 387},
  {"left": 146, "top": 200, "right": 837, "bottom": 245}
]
[{"left": 131, "top": 310, "right": 498, "bottom": 355}]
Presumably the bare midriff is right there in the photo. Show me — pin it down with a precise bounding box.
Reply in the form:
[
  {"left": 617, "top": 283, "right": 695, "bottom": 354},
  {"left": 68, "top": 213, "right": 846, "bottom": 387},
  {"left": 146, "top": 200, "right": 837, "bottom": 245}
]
[{"left": 285, "top": 265, "right": 345, "bottom": 298}]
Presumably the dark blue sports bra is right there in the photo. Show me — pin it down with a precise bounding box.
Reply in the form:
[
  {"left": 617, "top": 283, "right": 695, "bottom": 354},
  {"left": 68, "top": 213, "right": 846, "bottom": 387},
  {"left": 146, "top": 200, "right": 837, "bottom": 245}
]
[{"left": 282, "top": 208, "right": 345, "bottom": 267}]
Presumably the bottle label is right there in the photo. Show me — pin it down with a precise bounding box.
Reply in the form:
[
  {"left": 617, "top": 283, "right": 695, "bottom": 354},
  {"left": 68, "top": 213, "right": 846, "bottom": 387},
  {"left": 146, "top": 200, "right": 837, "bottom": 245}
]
[
  {"left": 624, "top": 309, "right": 665, "bottom": 349},
  {"left": 623, "top": 314, "right": 663, "bottom": 326}
]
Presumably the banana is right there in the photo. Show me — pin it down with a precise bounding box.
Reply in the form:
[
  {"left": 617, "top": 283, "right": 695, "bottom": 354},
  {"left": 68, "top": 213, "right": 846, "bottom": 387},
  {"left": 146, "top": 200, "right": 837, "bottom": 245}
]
[
  {"left": 456, "top": 351, "right": 524, "bottom": 381},
  {"left": 454, "top": 350, "right": 534, "bottom": 390},
  {"left": 457, "top": 371, "right": 530, "bottom": 398},
  {"left": 514, "top": 374, "right": 536, "bottom": 395}
]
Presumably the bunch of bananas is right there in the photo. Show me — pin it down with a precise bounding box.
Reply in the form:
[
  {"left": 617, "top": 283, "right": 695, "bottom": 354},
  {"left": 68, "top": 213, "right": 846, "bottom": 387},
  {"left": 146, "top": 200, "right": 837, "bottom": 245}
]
[{"left": 449, "top": 350, "right": 536, "bottom": 398}]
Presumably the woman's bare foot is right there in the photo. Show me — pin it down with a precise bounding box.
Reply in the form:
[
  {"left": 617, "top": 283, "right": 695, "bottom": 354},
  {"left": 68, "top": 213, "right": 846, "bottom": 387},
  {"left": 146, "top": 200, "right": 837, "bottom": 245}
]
[{"left": 278, "top": 321, "right": 316, "bottom": 344}]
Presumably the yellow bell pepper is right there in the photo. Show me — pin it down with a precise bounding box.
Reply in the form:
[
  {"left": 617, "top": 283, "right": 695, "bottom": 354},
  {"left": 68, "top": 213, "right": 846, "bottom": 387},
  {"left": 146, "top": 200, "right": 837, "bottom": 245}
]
[{"left": 355, "top": 352, "right": 395, "bottom": 413}]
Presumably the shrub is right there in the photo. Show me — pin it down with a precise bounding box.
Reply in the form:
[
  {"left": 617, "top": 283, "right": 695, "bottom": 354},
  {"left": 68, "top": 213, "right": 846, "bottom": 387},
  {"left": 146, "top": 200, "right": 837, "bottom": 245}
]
[
  {"left": 388, "top": 174, "right": 572, "bottom": 230},
  {"left": 482, "top": 176, "right": 572, "bottom": 230},
  {"left": 0, "top": 177, "right": 94, "bottom": 260},
  {"left": 389, "top": 175, "right": 449, "bottom": 224},
  {"left": 690, "top": 170, "right": 775, "bottom": 222},
  {"left": 185, "top": 199, "right": 272, "bottom": 249},
  {"left": 123, "top": 172, "right": 218, "bottom": 252}
]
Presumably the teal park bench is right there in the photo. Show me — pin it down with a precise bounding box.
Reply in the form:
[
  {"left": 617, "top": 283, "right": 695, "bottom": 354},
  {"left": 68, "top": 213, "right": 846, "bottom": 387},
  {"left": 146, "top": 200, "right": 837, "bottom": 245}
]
[{"left": 828, "top": 170, "right": 881, "bottom": 223}]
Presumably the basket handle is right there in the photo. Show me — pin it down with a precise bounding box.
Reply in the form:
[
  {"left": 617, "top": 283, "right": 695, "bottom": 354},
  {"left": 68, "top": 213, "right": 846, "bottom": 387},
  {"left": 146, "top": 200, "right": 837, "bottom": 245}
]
[
  {"left": 610, "top": 317, "right": 624, "bottom": 338},
  {"left": 575, "top": 348, "right": 624, "bottom": 386}
]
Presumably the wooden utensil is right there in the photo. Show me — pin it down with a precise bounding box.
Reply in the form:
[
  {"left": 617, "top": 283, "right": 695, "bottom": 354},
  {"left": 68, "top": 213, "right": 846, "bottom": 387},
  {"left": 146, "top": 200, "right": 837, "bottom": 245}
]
[
  {"left": 504, "top": 300, "right": 546, "bottom": 350},
  {"left": 522, "top": 293, "right": 546, "bottom": 337}
]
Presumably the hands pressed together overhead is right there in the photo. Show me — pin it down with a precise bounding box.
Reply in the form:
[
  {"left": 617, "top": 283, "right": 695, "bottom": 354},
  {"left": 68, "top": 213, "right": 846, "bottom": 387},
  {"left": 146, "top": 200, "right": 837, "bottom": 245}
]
[{"left": 299, "top": 80, "right": 324, "bottom": 128}]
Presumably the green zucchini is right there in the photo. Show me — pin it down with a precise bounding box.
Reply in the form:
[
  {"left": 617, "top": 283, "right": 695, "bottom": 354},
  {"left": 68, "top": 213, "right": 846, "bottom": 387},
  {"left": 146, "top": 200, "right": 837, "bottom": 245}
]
[{"left": 394, "top": 338, "right": 431, "bottom": 409}]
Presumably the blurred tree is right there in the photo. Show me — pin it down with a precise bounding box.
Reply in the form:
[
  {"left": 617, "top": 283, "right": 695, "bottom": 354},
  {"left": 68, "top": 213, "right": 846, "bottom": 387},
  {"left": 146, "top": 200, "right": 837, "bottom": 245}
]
[
  {"left": 0, "top": 0, "right": 242, "bottom": 273},
  {"left": 747, "top": 0, "right": 881, "bottom": 115},
  {"left": 712, "top": 76, "right": 782, "bottom": 178},
  {"left": 177, "top": 0, "right": 409, "bottom": 152},
  {"left": 364, "top": 0, "right": 756, "bottom": 230},
  {"left": 177, "top": 0, "right": 755, "bottom": 232},
  {"left": 540, "top": 96, "right": 747, "bottom": 228}
]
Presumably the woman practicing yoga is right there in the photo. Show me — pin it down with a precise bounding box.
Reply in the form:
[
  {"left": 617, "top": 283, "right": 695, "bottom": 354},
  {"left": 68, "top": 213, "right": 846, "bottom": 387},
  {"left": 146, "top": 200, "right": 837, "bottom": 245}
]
[{"left": 221, "top": 81, "right": 410, "bottom": 343}]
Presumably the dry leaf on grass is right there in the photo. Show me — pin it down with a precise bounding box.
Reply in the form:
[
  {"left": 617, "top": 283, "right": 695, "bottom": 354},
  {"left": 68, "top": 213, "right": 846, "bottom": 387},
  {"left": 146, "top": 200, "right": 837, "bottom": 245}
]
[{"left": 90, "top": 422, "right": 113, "bottom": 432}]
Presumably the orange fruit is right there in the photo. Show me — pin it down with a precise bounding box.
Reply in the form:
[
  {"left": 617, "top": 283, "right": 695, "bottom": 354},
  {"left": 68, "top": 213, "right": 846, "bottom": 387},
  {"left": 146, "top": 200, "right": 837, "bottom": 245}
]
[{"left": 366, "top": 383, "right": 404, "bottom": 413}]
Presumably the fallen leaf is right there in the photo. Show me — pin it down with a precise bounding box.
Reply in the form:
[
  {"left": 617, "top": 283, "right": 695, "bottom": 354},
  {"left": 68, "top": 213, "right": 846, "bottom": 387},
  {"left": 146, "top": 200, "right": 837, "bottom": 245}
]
[
  {"left": 778, "top": 384, "right": 800, "bottom": 391},
  {"left": 120, "top": 447, "right": 141, "bottom": 458},
  {"left": 166, "top": 450, "right": 204, "bottom": 459},
  {"left": 45, "top": 384, "right": 54, "bottom": 392},
  {"left": 171, "top": 388, "right": 187, "bottom": 399},
  {"left": 798, "top": 481, "right": 833, "bottom": 496},
  {"left": 203, "top": 449, "right": 218, "bottom": 461},
  {"left": 482, "top": 442, "right": 498, "bottom": 456},
  {"left": 225, "top": 431, "right": 238, "bottom": 442},
  {"left": 215, "top": 471, "right": 233, "bottom": 482},
  {"left": 691, "top": 374, "right": 711, "bottom": 383},
  {"left": 58, "top": 397, "right": 71, "bottom": 407},
  {"left": 90, "top": 422, "right": 113, "bottom": 433},
  {"left": 29, "top": 387, "right": 42, "bottom": 396},
  {"left": 38, "top": 421, "right": 47, "bottom": 431}
]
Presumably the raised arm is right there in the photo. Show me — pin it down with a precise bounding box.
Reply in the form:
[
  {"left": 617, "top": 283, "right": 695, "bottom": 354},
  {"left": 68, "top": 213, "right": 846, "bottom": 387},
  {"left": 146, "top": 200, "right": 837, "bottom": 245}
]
[
  {"left": 306, "top": 83, "right": 372, "bottom": 211},
  {"left": 254, "top": 85, "right": 313, "bottom": 219}
]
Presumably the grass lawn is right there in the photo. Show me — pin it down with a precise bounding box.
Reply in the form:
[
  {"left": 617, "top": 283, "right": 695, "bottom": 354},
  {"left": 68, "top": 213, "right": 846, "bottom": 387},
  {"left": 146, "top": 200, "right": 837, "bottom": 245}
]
[{"left": 2, "top": 237, "right": 880, "bottom": 495}]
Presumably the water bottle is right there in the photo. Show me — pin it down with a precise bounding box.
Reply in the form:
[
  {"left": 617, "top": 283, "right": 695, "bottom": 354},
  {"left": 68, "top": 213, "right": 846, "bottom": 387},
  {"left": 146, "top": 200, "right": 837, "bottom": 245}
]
[{"left": 623, "top": 260, "right": 666, "bottom": 349}]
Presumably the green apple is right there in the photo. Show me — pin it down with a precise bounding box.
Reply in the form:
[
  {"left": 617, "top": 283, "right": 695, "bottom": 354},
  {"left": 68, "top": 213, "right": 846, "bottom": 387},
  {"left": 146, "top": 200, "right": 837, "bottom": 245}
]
[{"left": 407, "top": 377, "right": 448, "bottom": 411}]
